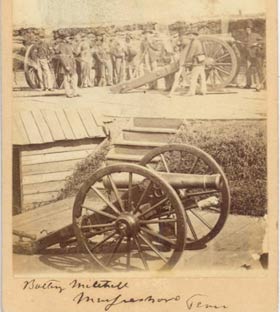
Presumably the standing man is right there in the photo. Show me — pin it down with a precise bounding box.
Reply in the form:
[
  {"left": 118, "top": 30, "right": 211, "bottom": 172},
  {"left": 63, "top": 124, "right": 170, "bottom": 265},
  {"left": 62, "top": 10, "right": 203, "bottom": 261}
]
[
  {"left": 76, "top": 33, "right": 93, "bottom": 88},
  {"left": 139, "top": 30, "right": 160, "bottom": 90},
  {"left": 111, "top": 36, "right": 126, "bottom": 83},
  {"left": 33, "top": 34, "right": 53, "bottom": 91},
  {"left": 244, "top": 21, "right": 264, "bottom": 91},
  {"left": 124, "top": 34, "right": 138, "bottom": 80},
  {"left": 94, "top": 33, "right": 113, "bottom": 86},
  {"left": 55, "top": 34, "right": 80, "bottom": 98},
  {"left": 169, "top": 29, "right": 207, "bottom": 97}
]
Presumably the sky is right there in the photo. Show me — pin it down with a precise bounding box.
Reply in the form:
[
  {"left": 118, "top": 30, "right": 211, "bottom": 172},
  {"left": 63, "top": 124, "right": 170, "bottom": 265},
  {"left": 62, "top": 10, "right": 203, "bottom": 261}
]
[{"left": 13, "top": 0, "right": 266, "bottom": 28}]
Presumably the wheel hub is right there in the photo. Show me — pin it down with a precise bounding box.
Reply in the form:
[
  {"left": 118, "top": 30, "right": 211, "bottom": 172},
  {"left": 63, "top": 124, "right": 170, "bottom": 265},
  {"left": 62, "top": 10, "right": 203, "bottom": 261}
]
[
  {"left": 115, "top": 213, "right": 139, "bottom": 237},
  {"left": 205, "top": 57, "right": 215, "bottom": 67}
]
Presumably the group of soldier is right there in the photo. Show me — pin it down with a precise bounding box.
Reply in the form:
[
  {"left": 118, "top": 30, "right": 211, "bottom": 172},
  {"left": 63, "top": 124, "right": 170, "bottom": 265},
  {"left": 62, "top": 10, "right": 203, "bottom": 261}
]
[{"left": 31, "top": 22, "right": 265, "bottom": 98}]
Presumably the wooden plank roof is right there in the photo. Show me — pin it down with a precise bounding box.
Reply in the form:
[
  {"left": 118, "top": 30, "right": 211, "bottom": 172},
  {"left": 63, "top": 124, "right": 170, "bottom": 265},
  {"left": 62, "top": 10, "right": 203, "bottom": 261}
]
[{"left": 13, "top": 108, "right": 106, "bottom": 146}]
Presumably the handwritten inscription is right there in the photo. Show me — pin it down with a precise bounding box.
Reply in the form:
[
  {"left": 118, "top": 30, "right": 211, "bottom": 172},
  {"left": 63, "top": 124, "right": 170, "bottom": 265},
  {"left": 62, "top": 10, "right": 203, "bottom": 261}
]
[
  {"left": 22, "top": 279, "right": 229, "bottom": 311},
  {"left": 22, "top": 279, "right": 65, "bottom": 294},
  {"left": 73, "top": 292, "right": 181, "bottom": 311},
  {"left": 69, "top": 279, "right": 128, "bottom": 290},
  {"left": 186, "top": 294, "right": 228, "bottom": 310}
]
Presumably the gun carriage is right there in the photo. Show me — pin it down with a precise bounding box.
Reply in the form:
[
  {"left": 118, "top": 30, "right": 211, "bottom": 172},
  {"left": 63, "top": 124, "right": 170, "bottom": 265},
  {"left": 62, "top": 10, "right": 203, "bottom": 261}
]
[
  {"left": 13, "top": 144, "right": 230, "bottom": 271},
  {"left": 111, "top": 35, "right": 240, "bottom": 93}
]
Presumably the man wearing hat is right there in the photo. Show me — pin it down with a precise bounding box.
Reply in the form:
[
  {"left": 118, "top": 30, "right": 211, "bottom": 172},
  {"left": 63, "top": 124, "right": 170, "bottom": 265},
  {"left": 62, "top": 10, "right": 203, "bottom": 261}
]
[
  {"left": 54, "top": 34, "right": 79, "bottom": 98},
  {"left": 244, "top": 21, "right": 264, "bottom": 90},
  {"left": 139, "top": 29, "right": 160, "bottom": 89},
  {"left": 76, "top": 33, "right": 93, "bottom": 88},
  {"left": 33, "top": 34, "right": 54, "bottom": 91},
  {"left": 94, "top": 34, "right": 114, "bottom": 86},
  {"left": 111, "top": 37, "right": 126, "bottom": 83},
  {"left": 125, "top": 33, "right": 139, "bottom": 79},
  {"left": 169, "top": 29, "right": 206, "bottom": 97}
]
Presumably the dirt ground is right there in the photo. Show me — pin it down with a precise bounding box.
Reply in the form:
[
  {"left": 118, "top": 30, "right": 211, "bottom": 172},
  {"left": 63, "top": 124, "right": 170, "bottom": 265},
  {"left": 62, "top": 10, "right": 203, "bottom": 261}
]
[
  {"left": 13, "top": 72, "right": 266, "bottom": 120},
  {"left": 13, "top": 197, "right": 267, "bottom": 276}
]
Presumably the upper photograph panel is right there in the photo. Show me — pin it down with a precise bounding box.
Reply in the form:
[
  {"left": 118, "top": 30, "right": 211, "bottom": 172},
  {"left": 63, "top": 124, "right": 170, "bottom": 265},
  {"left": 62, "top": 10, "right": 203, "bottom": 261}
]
[{"left": 13, "top": 0, "right": 266, "bottom": 119}]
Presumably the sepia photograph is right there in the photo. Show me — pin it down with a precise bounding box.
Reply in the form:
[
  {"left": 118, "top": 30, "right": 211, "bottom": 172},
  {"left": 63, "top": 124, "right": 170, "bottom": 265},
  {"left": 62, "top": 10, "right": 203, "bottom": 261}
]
[
  {"left": 10, "top": 0, "right": 270, "bottom": 276},
  {"left": 3, "top": 0, "right": 278, "bottom": 310}
]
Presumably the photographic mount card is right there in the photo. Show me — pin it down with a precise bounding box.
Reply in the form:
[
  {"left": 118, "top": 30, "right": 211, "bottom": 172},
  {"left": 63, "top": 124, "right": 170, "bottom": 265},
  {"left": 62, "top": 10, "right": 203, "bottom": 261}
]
[{"left": 2, "top": 0, "right": 278, "bottom": 311}]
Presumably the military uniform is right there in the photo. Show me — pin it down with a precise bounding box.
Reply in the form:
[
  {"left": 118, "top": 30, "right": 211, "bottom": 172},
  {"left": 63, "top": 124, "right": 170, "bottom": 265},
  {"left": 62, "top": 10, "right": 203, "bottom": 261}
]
[
  {"left": 33, "top": 39, "right": 53, "bottom": 90},
  {"left": 55, "top": 39, "right": 79, "bottom": 97},
  {"left": 139, "top": 32, "right": 160, "bottom": 89},
  {"left": 76, "top": 38, "right": 93, "bottom": 87},
  {"left": 95, "top": 39, "right": 113, "bottom": 86},
  {"left": 111, "top": 39, "right": 126, "bottom": 83},
  {"left": 244, "top": 31, "right": 264, "bottom": 89},
  {"left": 180, "top": 35, "right": 207, "bottom": 96}
]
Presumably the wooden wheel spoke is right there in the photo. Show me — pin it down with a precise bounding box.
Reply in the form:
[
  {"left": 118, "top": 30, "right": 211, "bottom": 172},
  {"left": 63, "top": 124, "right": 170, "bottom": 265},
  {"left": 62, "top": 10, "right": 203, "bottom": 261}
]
[
  {"left": 106, "top": 235, "right": 124, "bottom": 266},
  {"left": 134, "top": 235, "right": 149, "bottom": 270},
  {"left": 138, "top": 233, "right": 168, "bottom": 264},
  {"left": 190, "top": 209, "right": 213, "bottom": 230},
  {"left": 160, "top": 154, "right": 170, "bottom": 173},
  {"left": 214, "top": 69, "right": 223, "bottom": 83},
  {"left": 82, "top": 205, "right": 117, "bottom": 220},
  {"left": 185, "top": 212, "right": 198, "bottom": 240},
  {"left": 108, "top": 175, "right": 125, "bottom": 212},
  {"left": 126, "top": 236, "right": 131, "bottom": 269},
  {"left": 89, "top": 230, "right": 118, "bottom": 252},
  {"left": 215, "top": 66, "right": 231, "bottom": 76},
  {"left": 134, "top": 181, "right": 153, "bottom": 213},
  {"left": 138, "top": 197, "right": 169, "bottom": 218},
  {"left": 189, "top": 156, "right": 199, "bottom": 173},
  {"left": 210, "top": 70, "right": 215, "bottom": 88},
  {"left": 215, "top": 63, "right": 232, "bottom": 66},
  {"left": 205, "top": 42, "right": 214, "bottom": 57},
  {"left": 128, "top": 172, "right": 133, "bottom": 210},
  {"left": 212, "top": 45, "right": 223, "bottom": 59},
  {"left": 215, "top": 52, "right": 230, "bottom": 62},
  {"left": 141, "top": 227, "right": 176, "bottom": 247},
  {"left": 90, "top": 186, "right": 121, "bottom": 216},
  {"left": 139, "top": 218, "right": 177, "bottom": 225}
]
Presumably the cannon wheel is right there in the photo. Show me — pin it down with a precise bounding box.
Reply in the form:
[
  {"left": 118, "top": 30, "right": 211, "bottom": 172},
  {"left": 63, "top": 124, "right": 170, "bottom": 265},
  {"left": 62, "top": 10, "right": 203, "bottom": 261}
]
[
  {"left": 73, "top": 164, "right": 186, "bottom": 271},
  {"left": 200, "top": 36, "right": 238, "bottom": 90},
  {"left": 139, "top": 144, "right": 230, "bottom": 249},
  {"left": 24, "top": 44, "right": 41, "bottom": 89}
]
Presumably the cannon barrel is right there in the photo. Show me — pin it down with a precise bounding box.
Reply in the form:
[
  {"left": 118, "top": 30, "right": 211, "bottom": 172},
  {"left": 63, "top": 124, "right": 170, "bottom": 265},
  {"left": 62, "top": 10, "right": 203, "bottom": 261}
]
[
  {"left": 103, "top": 172, "right": 222, "bottom": 190},
  {"left": 160, "top": 172, "right": 222, "bottom": 189}
]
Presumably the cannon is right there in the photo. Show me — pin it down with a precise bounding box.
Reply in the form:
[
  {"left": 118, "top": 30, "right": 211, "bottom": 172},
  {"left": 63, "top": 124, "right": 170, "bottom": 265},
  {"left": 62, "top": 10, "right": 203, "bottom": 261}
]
[
  {"left": 23, "top": 44, "right": 65, "bottom": 89},
  {"left": 13, "top": 144, "right": 230, "bottom": 271},
  {"left": 111, "top": 35, "right": 240, "bottom": 93}
]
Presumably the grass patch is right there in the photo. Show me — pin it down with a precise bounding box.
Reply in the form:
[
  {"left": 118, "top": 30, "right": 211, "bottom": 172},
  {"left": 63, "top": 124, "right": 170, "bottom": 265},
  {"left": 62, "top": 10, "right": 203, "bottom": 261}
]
[
  {"left": 57, "top": 140, "right": 111, "bottom": 199},
  {"left": 170, "top": 120, "right": 267, "bottom": 216}
]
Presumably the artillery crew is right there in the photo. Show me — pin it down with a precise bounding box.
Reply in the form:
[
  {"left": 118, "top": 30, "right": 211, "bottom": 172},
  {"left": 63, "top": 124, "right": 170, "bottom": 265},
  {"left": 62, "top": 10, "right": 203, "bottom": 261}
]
[{"left": 21, "top": 23, "right": 266, "bottom": 96}]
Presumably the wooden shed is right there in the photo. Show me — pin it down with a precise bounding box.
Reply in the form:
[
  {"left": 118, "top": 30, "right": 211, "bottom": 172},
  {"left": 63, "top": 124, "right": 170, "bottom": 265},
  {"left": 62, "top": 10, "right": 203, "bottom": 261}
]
[{"left": 13, "top": 107, "right": 107, "bottom": 215}]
